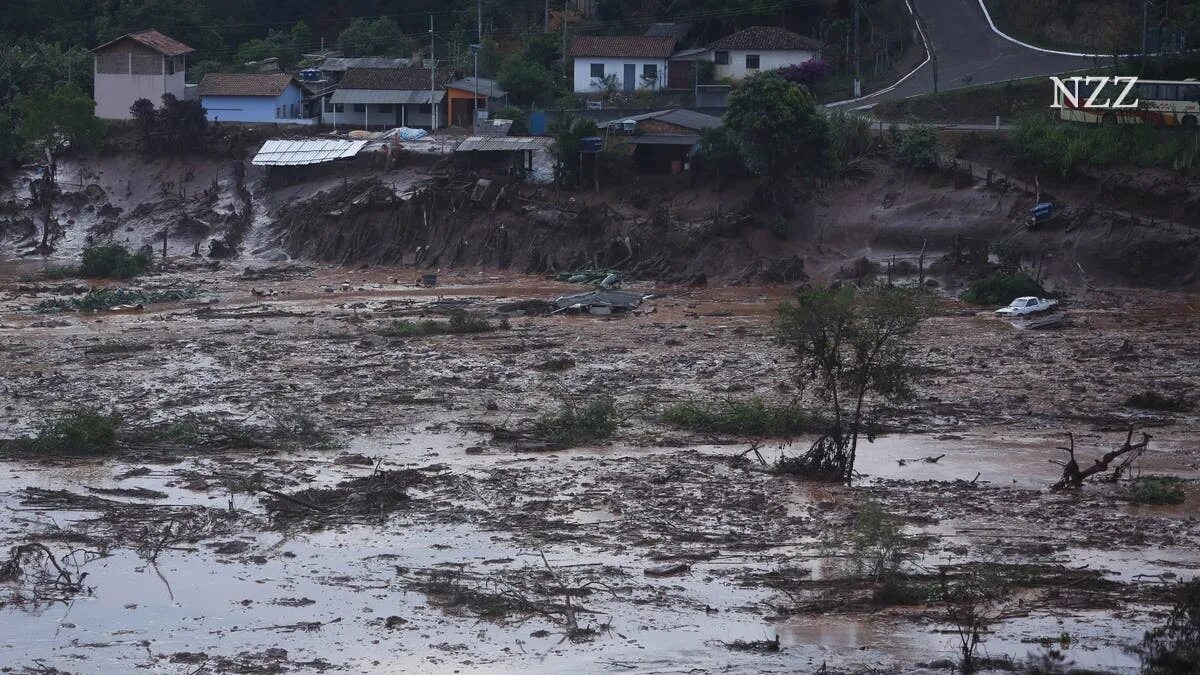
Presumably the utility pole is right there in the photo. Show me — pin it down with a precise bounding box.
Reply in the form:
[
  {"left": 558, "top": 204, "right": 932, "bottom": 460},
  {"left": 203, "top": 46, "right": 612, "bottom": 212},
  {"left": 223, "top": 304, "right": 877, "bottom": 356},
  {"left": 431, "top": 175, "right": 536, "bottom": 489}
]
[
  {"left": 562, "top": 0, "right": 568, "bottom": 80},
  {"left": 474, "top": 0, "right": 482, "bottom": 129},
  {"left": 430, "top": 14, "right": 437, "bottom": 132},
  {"left": 545, "top": 0, "right": 550, "bottom": 32},
  {"left": 852, "top": 0, "right": 861, "bottom": 97}
]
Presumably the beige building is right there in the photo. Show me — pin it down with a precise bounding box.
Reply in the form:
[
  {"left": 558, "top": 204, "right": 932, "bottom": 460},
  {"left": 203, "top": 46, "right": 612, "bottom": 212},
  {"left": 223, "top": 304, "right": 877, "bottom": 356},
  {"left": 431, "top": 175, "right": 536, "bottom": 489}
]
[{"left": 91, "top": 30, "right": 194, "bottom": 120}]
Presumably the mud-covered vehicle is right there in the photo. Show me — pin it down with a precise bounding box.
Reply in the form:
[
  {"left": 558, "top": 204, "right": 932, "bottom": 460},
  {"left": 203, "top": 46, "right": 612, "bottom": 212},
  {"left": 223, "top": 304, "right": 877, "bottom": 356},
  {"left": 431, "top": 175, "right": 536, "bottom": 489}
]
[{"left": 995, "top": 296, "right": 1058, "bottom": 316}]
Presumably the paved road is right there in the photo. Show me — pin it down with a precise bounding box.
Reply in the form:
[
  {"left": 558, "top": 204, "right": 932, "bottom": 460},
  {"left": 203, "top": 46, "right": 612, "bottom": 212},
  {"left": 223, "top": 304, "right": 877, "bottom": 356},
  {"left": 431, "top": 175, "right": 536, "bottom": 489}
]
[{"left": 831, "top": 0, "right": 1103, "bottom": 107}]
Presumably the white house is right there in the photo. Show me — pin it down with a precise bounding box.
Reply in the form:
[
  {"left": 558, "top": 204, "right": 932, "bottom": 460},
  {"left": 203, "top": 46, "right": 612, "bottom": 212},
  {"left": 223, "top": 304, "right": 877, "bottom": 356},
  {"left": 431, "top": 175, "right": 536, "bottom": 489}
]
[
  {"left": 91, "top": 30, "right": 193, "bottom": 120},
  {"left": 569, "top": 36, "right": 676, "bottom": 94},
  {"left": 704, "top": 26, "right": 822, "bottom": 81}
]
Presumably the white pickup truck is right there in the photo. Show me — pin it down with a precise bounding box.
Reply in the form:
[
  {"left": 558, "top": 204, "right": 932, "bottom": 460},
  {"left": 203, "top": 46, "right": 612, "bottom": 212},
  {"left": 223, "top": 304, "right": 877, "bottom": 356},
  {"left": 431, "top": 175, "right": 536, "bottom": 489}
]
[{"left": 995, "top": 296, "right": 1058, "bottom": 317}]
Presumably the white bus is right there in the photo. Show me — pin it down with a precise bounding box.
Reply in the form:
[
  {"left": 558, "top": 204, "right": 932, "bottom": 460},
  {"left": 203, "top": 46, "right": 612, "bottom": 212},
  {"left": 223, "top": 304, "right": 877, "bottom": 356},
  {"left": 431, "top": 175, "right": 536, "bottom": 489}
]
[{"left": 1057, "top": 78, "right": 1200, "bottom": 128}]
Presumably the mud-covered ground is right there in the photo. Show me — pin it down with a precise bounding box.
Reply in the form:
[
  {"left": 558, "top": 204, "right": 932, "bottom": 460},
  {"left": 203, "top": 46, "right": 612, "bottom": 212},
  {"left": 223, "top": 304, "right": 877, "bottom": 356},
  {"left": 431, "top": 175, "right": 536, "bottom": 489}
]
[{"left": 0, "top": 261, "right": 1197, "bottom": 674}]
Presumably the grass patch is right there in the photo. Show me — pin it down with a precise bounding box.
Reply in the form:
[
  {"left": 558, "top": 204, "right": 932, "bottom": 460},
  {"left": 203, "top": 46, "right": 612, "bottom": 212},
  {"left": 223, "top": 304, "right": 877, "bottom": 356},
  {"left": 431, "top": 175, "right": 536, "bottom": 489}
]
[
  {"left": 1127, "top": 477, "right": 1187, "bottom": 505},
  {"left": 1125, "top": 390, "right": 1194, "bottom": 413},
  {"left": 875, "top": 79, "right": 1046, "bottom": 124},
  {"left": 661, "top": 397, "right": 816, "bottom": 436},
  {"left": 1011, "top": 113, "right": 1200, "bottom": 177},
  {"left": 79, "top": 244, "right": 155, "bottom": 279},
  {"left": 534, "top": 396, "right": 619, "bottom": 447},
  {"left": 377, "top": 310, "right": 501, "bottom": 338},
  {"left": 2, "top": 409, "right": 328, "bottom": 456},
  {"left": 0, "top": 407, "right": 124, "bottom": 455},
  {"left": 36, "top": 287, "right": 206, "bottom": 312},
  {"left": 960, "top": 272, "right": 1045, "bottom": 306}
]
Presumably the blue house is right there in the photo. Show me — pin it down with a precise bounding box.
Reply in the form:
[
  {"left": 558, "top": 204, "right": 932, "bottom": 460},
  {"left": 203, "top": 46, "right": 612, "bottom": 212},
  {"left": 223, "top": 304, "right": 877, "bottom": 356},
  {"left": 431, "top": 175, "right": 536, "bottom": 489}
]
[{"left": 197, "top": 73, "right": 314, "bottom": 124}]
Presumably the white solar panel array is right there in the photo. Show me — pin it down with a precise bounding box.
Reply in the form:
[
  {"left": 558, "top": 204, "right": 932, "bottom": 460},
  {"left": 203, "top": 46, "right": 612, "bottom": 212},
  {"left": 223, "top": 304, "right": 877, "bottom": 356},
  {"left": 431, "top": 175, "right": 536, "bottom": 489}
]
[{"left": 251, "top": 139, "right": 370, "bottom": 166}]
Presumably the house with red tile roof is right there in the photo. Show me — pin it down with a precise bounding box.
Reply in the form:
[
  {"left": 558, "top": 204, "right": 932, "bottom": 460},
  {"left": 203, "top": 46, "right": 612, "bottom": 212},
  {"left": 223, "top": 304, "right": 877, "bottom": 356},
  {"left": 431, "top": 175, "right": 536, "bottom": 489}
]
[
  {"left": 91, "top": 30, "right": 194, "bottom": 120},
  {"left": 569, "top": 35, "right": 676, "bottom": 94},
  {"left": 704, "top": 26, "right": 823, "bottom": 81}
]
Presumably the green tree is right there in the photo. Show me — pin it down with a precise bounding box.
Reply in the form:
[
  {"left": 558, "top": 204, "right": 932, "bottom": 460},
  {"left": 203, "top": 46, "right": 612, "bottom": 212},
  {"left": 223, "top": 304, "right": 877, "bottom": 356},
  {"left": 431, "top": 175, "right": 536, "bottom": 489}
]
[
  {"left": 338, "top": 17, "right": 411, "bottom": 58},
  {"left": 775, "top": 284, "right": 934, "bottom": 482},
  {"left": 724, "top": 71, "right": 834, "bottom": 207},
  {"left": 14, "top": 84, "right": 104, "bottom": 251},
  {"left": 497, "top": 54, "right": 555, "bottom": 106},
  {"left": 550, "top": 115, "right": 599, "bottom": 188}
]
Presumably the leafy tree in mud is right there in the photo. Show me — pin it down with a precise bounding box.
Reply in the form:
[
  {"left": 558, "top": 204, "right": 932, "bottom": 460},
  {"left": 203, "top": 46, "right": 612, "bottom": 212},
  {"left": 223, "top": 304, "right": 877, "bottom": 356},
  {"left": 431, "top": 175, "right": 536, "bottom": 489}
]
[
  {"left": 1130, "top": 579, "right": 1200, "bottom": 674},
  {"left": 775, "top": 284, "right": 935, "bottom": 482},
  {"left": 14, "top": 83, "right": 104, "bottom": 251},
  {"left": 549, "top": 115, "right": 599, "bottom": 189},
  {"left": 722, "top": 71, "right": 834, "bottom": 211}
]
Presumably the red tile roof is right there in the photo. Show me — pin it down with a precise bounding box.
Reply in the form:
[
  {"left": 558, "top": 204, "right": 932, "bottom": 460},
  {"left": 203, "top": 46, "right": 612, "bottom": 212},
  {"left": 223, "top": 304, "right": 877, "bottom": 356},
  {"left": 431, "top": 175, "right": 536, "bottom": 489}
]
[
  {"left": 198, "top": 73, "right": 297, "bottom": 97},
  {"left": 706, "top": 26, "right": 823, "bottom": 52},
  {"left": 92, "top": 30, "right": 195, "bottom": 56},
  {"left": 569, "top": 36, "right": 676, "bottom": 58}
]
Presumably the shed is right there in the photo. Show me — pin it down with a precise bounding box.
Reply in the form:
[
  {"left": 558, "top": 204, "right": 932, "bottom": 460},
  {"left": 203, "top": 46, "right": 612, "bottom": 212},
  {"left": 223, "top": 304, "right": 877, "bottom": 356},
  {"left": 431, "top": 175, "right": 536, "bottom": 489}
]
[
  {"left": 604, "top": 108, "right": 722, "bottom": 173},
  {"left": 454, "top": 136, "right": 550, "bottom": 175},
  {"left": 445, "top": 77, "right": 508, "bottom": 127}
]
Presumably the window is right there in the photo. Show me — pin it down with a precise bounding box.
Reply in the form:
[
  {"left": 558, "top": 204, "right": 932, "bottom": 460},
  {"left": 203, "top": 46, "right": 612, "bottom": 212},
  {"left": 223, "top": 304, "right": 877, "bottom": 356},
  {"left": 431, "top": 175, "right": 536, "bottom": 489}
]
[
  {"left": 746, "top": 54, "right": 760, "bottom": 69},
  {"left": 642, "top": 64, "right": 657, "bottom": 82},
  {"left": 275, "top": 106, "right": 283, "bottom": 119},
  {"left": 1160, "top": 84, "right": 1178, "bottom": 101},
  {"left": 714, "top": 51, "right": 729, "bottom": 65},
  {"left": 324, "top": 97, "right": 336, "bottom": 113},
  {"left": 590, "top": 63, "right": 604, "bottom": 78},
  {"left": 378, "top": 104, "right": 394, "bottom": 113},
  {"left": 166, "top": 58, "right": 175, "bottom": 75},
  {"left": 333, "top": 103, "right": 344, "bottom": 113},
  {"left": 353, "top": 103, "right": 366, "bottom": 113},
  {"left": 418, "top": 103, "right": 432, "bottom": 114}
]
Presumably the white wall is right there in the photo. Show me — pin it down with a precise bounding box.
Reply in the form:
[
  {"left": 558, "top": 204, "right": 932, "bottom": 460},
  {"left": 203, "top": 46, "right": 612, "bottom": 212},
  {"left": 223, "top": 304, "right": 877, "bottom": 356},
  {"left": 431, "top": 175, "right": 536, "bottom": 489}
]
[
  {"left": 572, "top": 57, "right": 668, "bottom": 93},
  {"left": 93, "top": 58, "right": 187, "bottom": 120},
  {"left": 711, "top": 49, "right": 817, "bottom": 81}
]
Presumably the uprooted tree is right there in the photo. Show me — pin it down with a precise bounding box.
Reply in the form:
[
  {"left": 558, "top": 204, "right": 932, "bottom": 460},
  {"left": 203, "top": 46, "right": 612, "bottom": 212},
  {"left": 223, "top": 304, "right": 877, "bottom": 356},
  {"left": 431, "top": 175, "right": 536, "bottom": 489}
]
[
  {"left": 775, "top": 284, "right": 935, "bottom": 482},
  {"left": 1051, "top": 428, "right": 1150, "bottom": 490}
]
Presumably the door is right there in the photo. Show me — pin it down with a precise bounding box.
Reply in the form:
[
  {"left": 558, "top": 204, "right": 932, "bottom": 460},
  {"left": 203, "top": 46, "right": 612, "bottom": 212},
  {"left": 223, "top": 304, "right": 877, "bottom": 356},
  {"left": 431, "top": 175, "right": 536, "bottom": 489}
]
[{"left": 623, "top": 64, "right": 636, "bottom": 92}]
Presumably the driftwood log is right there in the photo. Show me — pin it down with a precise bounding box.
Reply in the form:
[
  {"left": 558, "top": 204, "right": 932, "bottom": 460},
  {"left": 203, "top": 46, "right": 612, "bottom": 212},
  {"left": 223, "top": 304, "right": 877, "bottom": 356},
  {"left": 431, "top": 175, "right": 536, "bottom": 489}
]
[{"left": 1051, "top": 429, "right": 1150, "bottom": 490}]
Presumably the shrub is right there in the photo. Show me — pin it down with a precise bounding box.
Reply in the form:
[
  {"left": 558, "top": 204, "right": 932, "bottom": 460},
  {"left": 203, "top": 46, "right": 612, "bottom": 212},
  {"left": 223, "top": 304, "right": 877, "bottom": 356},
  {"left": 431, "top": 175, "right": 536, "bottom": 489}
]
[
  {"left": 1129, "top": 579, "right": 1200, "bottom": 673},
  {"left": 661, "top": 397, "right": 815, "bottom": 436},
  {"left": 534, "top": 396, "right": 619, "bottom": 447},
  {"left": 841, "top": 501, "right": 915, "bottom": 581},
  {"left": 1127, "top": 477, "right": 1187, "bottom": 505},
  {"left": 892, "top": 122, "right": 940, "bottom": 168},
  {"left": 31, "top": 407, "right": 122, "bottom": 455},
  {"left": 960, "top": 272, "right": 1045, "bottom": 306},
  {"left": 79, "top": 244, "right": 154, "bottom": 279},
  {"left": 377, "top": 311, "right": 497, "bottom": 338}
]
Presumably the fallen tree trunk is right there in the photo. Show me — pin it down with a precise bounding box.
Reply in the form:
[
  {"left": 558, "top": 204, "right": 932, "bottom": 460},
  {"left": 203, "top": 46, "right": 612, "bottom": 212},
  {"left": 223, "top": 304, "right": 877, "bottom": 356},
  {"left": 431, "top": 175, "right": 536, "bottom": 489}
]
[{"left": 1051, "top": 429, "right": 1150, "bottom": 490}]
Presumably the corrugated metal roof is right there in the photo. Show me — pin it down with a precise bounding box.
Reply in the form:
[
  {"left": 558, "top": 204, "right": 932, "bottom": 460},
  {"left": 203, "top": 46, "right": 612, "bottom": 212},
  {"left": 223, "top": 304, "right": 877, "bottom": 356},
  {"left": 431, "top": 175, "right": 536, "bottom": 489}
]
[
  {"left": 607, "top": 108, "right": 721, "bottom": 131},
  {"left": 456, "top": 136, "right": 551, "bottom": 152},
  {"left": 251, "top": 139, "right": 369, "bottom": 166},
  {"left": 320, "top": 57, "right": 415, "bottom": 72},
  {"left": 445, "top": 77, "right": 507, "bottom": 98},
  {"left": 330, "top": 89, "right": 445, "bottom": 105},
  {"left": 624, "top": 135, "right": 700, "bottom": 145}
]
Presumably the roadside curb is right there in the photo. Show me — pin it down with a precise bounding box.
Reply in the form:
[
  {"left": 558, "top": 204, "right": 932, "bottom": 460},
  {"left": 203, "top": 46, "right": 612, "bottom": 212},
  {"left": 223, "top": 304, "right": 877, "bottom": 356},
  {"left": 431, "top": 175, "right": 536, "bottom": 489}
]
[
  {"left": 825, "top": 0, "right": 931, "bottom": 108},
  {"left": 975, "top": 0, "right": 1109, "bottom": 58}
]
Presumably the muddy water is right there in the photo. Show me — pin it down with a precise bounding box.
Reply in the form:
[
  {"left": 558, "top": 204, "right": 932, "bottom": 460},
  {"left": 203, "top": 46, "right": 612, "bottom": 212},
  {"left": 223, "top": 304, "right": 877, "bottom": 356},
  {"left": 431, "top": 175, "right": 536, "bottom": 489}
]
[{"left": 2, "top": 268, "right": 1199, "bottom": 673}]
